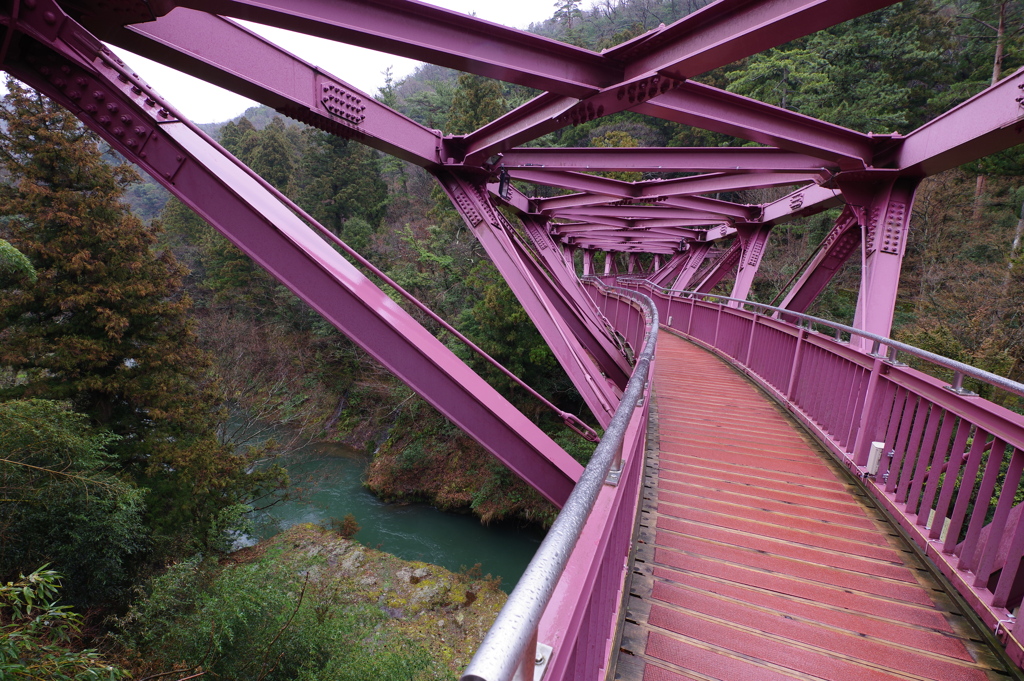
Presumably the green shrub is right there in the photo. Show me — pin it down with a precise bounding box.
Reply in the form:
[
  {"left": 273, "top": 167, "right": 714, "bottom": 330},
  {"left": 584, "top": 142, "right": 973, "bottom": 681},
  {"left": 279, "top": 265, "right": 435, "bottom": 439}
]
[
  {"left": 0, "top": 566, "right": 127, "bottom": 680},
  {"left": 119, "top": 556, "right": 441, "bottom": 680}
]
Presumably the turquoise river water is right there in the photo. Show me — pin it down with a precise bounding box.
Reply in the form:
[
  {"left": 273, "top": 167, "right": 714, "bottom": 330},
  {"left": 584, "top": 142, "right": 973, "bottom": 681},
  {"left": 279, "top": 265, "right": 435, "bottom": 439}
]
[{"left": 249, "top": 443, "right": 545, "bottom": 590}]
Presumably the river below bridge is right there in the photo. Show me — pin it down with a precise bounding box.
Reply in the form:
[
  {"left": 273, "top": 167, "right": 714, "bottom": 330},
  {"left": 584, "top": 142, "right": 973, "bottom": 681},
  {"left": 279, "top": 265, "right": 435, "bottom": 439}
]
[{"left": 247, "top": 442, "right": 545, "bottom": 590}]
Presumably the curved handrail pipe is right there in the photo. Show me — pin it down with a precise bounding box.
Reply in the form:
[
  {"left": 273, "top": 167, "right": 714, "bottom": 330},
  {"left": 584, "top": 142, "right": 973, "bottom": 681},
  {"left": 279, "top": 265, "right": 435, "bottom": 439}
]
[{"left": 462, "top": 280, "right": 657, "bottom": 681}]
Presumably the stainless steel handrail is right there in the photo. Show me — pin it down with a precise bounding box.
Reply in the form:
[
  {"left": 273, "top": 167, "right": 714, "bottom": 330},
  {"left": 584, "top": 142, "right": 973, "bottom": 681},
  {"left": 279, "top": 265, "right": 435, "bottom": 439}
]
[
  {"left": 461, "top": 280, "right": 658, "bottom": 681},
  {"left": 620, "top": 277, "right": 1024, "bottom": 401}
]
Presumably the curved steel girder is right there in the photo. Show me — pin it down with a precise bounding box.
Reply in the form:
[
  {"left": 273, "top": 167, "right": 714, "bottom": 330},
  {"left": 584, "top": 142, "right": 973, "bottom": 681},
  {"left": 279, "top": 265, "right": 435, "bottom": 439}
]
[
  {"left": 3, "top": 6, "right": 583, "bottom": 506},
  {"left": 96, "top": 9, "right": 442, "bottom": 168}
]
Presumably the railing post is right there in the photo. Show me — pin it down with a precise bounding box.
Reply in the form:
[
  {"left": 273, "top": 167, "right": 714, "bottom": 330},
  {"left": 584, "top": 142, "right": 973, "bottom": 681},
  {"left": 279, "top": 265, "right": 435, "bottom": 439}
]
[
  {"left": 785, "top": 323, "right": 807, "bottom": 399},
  {"left": 511, "top": 628, "right": 549, "bottom": 681},
  {"left": 686, "top": 297, "right": 695, "bottom": 336},
  {"left": 744, "top": 313, "right": 759, "bottom": 366},
  {"left": 713, "top": 302, "right": 724, "bottom": 348},
  {"left": 851, "top": 354, "right": 886, "bottom": 467}
]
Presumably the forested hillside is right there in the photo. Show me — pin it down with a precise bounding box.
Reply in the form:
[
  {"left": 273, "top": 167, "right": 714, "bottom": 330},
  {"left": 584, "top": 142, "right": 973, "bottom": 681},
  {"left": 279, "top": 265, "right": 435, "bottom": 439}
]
[{"left": 2, "top": 0, "right": 1024, "bottom": 678}]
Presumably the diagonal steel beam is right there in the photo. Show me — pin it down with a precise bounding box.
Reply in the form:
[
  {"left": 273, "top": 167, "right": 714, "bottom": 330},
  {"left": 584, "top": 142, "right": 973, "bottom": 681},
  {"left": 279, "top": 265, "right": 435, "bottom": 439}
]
[
  {"left": 694, "top": 241, "right": 742, "bottom": 293},
  {"left": 892, "top": 65, "right": 1024, "bottom": 176},
  {"left": 637, "top": 171, "right": 823, "bottom": 197},
  {"left": 4, "top": 5, "right": 583, "bottom": 505},
  {"left": 171, "top": 0, "right": 615, "bottom": 98},
  {"left": 513, "top": 212, "right": 632, "bottom": 360},
  {"left": 649, "top": 252, "right": 690, "bottom": 287},
  {"left": 761, "top": 184, "right": 844, "bottom": 224},
  {"left": 729, "top": 223, "right": 773, "bottom": 303},
  {"left": 499, "top": 147, "right": 835, "bottom": 173},
  {"left": 638, "top": 83, "right": 879, "bottom": 165},
  {"left": 776, "top": 209, "right": 860, "bottom": 313},
  {"left": 453, "top": 0, "right": 898, "bottom": 163},
  {"left": 97, "top": 9, "right": 441, "bottom": 167},
  {"left": 614, "top": 0, "right": 902, "bottom": 82},
  {"left": 436, "top": 173, "right": 628, "bottom": 422},
  {"left": 673, "top": 243, "right": 714, "bottom": 289}
]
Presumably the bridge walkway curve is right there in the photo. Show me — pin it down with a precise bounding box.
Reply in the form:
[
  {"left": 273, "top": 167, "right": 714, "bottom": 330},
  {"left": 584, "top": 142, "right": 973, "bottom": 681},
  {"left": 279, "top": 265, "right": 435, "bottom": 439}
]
[{"left": 615, "top": 331, "right": 1015, "bottom": 681}]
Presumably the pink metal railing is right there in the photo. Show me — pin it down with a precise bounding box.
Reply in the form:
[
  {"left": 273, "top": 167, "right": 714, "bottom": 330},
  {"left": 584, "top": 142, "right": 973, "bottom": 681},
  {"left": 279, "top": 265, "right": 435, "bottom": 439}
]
[
  {"left": 622, "top": 278, "right": 1024, "bottom": 668},
  {"left": 462, "top": 281, "right": 655, "bottom": 681}
]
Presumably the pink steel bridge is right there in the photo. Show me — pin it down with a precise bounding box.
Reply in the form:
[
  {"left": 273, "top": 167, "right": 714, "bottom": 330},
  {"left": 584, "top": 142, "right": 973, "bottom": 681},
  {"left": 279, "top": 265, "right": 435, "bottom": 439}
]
[{"left": 4, "top": 1, "right": 1024, "bottom": 678}]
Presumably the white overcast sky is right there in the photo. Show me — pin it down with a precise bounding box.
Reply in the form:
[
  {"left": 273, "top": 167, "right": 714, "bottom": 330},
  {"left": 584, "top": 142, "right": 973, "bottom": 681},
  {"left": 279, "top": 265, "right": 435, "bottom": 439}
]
[{"left": 115, "top": 0, "right": 574, "bottom": 124}]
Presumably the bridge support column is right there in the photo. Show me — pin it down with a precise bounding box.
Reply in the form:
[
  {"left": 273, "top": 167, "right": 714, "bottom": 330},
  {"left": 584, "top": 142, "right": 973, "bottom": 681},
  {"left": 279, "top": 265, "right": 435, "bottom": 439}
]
[
  {"left": 729, "top": 223, "right": 772, "bottom": 305},
  {"left": 673, "top": 243, "right": 713, "bottom": 289},
  {"left": 627, "top": 253, "right": 639, "bottom": 274},
  {"left": 842, "top": 178, "right": 921, "bottom": 342},
  {"left": 583, "top": 249, "right": 596, "bottom": 276},
  {"left": 603, "top": 251, "right": 618, "bottom": 276}
]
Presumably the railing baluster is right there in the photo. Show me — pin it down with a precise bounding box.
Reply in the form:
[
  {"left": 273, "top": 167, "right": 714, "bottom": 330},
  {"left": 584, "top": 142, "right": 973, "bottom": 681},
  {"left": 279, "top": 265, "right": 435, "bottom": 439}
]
[
  {"left": 961, "top": 440, "right": 1008, "bottom": 573},
  {"left": 911, "top": 410, "right": 955, "bottom": 525},
  {"left": 786, "top": 326, "right": 807, "bottom": 400},
  {"left": 887, "top": 395, "right": 920, "bottom": 494},
  {"left": 929, "top": 420, "right": 973, "bottom": 541},
  {"left": 975, "top": 446, "right": 1024, "bottom": 588},
  {"left": 896, "top": 401, "right": 932, "bottom": 503},
  {"left": 946, "top": 434, "right": 996, "bottom": 556}
]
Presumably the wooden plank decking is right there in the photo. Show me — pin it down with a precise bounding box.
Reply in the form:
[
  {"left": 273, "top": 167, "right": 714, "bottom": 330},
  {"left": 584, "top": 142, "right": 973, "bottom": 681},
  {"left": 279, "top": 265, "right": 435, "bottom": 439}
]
[{"left": 615, "top": 331, "right": 1015, "bottom": 681}]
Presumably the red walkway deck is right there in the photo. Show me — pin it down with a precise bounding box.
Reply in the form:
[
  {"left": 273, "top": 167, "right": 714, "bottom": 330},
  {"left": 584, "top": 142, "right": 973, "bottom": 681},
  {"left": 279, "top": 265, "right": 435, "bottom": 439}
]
[{"left": 616, "top": 332, "right": 1014, "bottom": 681}]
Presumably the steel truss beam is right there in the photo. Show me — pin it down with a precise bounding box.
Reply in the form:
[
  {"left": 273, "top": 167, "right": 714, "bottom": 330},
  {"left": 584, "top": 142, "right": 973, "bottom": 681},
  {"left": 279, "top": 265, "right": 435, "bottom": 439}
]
[
  {"left": 498, "top": 147, "right": 834, "bottom": 173},
  {"left": 97, "top": 9, "right": 441, "bottom": 168},
  {"left": 637, "top": 84, "right": 881, "bottom": 165},
  {"left": 729, "top": 224, "right": 773, "bottom": 303},
  {"left": 170, "top": 0, "right": 615, "bottom": 98},
  {"left": 694, "top": 241, "right": 743, "bottom": 294},
  {"left": 777, "top": 209, "right": 861, "bottom": 313},
  {"left": 434, "top": 173, "right": 628, "bottom": 425},
  {"left": 673, "top": 243, "right": 714, "bottom": 289},
  {"left": 3, "top": 2, "right": 583, "bottom": 506}
]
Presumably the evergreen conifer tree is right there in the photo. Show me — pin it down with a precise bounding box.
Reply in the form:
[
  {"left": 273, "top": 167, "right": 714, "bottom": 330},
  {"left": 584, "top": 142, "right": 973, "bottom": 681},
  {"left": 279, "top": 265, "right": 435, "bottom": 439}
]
[{"left": 0, "top": 80, "right": 284, "bottom": 551}]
